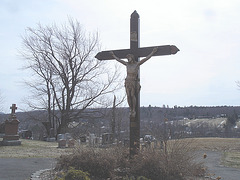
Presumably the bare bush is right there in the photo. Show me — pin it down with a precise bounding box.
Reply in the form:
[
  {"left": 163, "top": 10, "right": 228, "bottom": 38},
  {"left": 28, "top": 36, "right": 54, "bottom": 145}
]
[
  {"left": 56, "top": 147, "right": 129, "bottom": 179},
  {"left": 130, "top": 139, "right": 205, "bottom": 180},
  {"left": 56, "top": 139, "right": 205, "bottom": 180}
]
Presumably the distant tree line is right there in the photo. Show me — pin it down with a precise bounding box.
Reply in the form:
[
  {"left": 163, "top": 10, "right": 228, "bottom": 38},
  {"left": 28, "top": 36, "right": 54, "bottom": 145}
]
[{"left": 1, "top": 105, "right": 240, "bottom": 140}]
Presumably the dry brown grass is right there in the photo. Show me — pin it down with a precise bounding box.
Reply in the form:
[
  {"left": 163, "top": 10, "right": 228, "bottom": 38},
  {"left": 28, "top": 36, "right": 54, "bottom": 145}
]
[
  {"left": 173, "top": 138, "right": 240, "bottom": 169},
  {"left": 187, "top": 137, "right": 240, "bottom": 152},
  {"left": 1, "top": 137, "right": 240, "bottom": 158},
  {"left": 0, "top": 138, "right": 72, "bottom": 158},
  {"left": 222, "top": 151, "right": 240, "bottom": 168}
]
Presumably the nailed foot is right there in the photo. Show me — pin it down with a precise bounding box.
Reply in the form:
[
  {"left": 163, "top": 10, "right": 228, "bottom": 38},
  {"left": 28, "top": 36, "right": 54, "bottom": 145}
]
[{"left": 130, "top": 110, "right": 136, "bottom": 118}]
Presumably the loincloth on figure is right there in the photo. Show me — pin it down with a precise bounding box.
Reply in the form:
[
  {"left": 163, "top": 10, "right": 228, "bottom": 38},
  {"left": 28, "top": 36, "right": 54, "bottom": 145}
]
[{"left": 125, "top": 79, "right": 141, "bottom": 92}]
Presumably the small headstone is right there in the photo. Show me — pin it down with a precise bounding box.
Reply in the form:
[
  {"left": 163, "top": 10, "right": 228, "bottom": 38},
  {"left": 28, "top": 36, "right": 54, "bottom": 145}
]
[
  {"left": 65, "top": 133, "right": 72, "bottom": 141},
  {"left": 0, "top": 122, "right": 5, "bottom": 138},
  {"left": 20, "top": 130, "right": 32, "bottom": 139},
  {"left": 57, "top": 134, "right": 65, "bottom": 141},
  {"left": 68, "top": 139, "right": 75, "bottom": 148},
  {"left": 89, "top": 133, "right": 96, "bottom": 146},
  {"left": 102, "top": 133, "right": 114, "bottom": 145},
  {"left": 0, "top": 122, "right": 5, "bottom": 134},
  {"left": 79, "top": 136, "right": 86, "bottom": 143},
  {"left": 58, "top": 139, "right": 66, "bottom": 148}
]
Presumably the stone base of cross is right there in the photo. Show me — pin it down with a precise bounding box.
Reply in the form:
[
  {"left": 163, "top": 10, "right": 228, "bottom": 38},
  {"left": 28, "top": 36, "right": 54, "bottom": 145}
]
[{"left": 95, "top": 11, "right": 179, "bottom": 156}]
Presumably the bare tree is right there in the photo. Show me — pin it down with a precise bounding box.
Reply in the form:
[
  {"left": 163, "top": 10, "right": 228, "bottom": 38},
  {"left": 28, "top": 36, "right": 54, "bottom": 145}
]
[
  {"left": 21, "top": 19, "right": 122, "bottom": 134},
  {"left": 110, "top": 95, "right": 126, "bottom": 141}
]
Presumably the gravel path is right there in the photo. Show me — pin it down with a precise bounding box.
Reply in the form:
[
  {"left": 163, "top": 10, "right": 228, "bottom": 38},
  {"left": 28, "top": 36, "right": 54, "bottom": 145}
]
[
  {"left": 0, "top": 158, "right": 56, "bottom": 180},
  {"left": 197, "top": 151, "right": 240, "bottom": 180}
]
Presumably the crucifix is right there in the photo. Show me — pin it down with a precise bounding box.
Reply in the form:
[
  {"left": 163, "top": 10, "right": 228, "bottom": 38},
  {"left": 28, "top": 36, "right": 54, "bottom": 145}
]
[{"left": 95, "top": 10, "right": 179, "bottom": 156}]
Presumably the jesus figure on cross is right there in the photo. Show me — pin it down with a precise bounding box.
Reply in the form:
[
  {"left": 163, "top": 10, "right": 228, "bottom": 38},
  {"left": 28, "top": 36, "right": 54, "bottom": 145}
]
[{"left": 110, "top": 47, "right": 158, "bottom": 117}]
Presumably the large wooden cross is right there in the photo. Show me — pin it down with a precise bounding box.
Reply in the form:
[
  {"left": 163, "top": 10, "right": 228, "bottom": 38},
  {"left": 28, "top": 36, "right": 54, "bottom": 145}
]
[{"left": 95, "top": 11, "right": 179, "bottom": 156}]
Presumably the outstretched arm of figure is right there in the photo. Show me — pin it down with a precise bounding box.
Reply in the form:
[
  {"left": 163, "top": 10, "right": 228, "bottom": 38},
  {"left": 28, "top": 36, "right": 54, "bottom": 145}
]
[
  {"left": 110, "top": 51, "right": 127, "bottom": 65},
  {"left": 138, "top": 47, "right": 158, "bottom": 65}
]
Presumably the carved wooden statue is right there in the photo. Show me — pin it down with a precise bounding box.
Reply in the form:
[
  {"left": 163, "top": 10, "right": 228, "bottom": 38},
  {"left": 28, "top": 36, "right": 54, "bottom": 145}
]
[{"left": 111, "top": 47, "right": 158, "bottom": 117}]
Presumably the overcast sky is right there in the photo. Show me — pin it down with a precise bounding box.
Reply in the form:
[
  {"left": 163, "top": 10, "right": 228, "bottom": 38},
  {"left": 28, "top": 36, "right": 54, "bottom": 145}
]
[{"left": 1, "top": 0, "right": 240, "bottom": 113}]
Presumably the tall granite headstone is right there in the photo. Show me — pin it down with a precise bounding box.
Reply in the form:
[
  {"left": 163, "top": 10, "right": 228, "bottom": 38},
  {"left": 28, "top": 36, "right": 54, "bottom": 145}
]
[{"left": 2, "top": 104, "right": 21, "bottom": 146}]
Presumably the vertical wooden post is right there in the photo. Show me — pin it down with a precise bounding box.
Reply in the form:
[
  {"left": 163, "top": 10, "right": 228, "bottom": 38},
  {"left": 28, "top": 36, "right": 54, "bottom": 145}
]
[{"left": 130, "top": 10, "right": 140, "bottom": 157}]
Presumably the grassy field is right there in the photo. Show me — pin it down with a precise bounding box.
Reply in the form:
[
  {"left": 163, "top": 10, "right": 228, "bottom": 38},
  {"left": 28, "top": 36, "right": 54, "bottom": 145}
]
[
  {"left": 0, "top": 138, "right": 72, "bottom": 158},
  {"left": 188, "top": 137, "right": 240, "bottom": 151},
  {"left": 222, "top": 151, "right": 240, "bottom": 168},
  {"left": 1, "top": 137, "right": 240, "bottom": 168},
  {"left": 177, "top": 137, "right": 240, "bottom": 168}
]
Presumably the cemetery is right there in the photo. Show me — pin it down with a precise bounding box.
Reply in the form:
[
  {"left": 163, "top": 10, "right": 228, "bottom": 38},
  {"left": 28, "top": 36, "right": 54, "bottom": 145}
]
[{"left": 1, "top": 7, "right": 240, "bottom": 180}]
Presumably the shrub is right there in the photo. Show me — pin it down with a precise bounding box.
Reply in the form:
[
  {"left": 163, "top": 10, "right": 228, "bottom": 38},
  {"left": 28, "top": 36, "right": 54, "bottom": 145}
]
[
  {"left": 128, "top": 139, "right": 205, "bottom": 180},
  {"left": 56, "top": 139, "right": 206, "bottom": 180},
  {"left": 56, "top": 147, "right": 129, "bottom": 179},
  {"left": 123, "top": 175, "right": 150, "bottom": 180},
  {"left": 54, "top": 167, "right": 90, "bottom": 180},
  {"left": 64, "top": 167, "right": 90, "bottom": 180}
]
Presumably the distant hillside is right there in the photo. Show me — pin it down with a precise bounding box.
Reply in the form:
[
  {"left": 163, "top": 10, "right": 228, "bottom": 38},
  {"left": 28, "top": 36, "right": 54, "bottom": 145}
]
[
  {"left": 140, "top": 105, "right": 240, "bottom": 121},
  {"left": 1, "top": 105, "right": 240, "bottom": 128},
  {"left": 0, "top": 106, "right": 240, "bottom": 139}
]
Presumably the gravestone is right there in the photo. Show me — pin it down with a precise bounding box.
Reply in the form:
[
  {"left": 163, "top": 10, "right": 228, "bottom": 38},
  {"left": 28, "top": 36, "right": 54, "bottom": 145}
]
[
  {"left": 57, "top": 133, "right": 73, "bottom": 148},
  {"left": 20, "top": 130, "right": 32, "bottom": 139},
  {"left": 57, "top": 134, "right": 65, "bottom": 141},
  {"left": 2, "top": 104, "right": 21, "bottom": 146},
  {"left": 65, "top": 133, "right": 72, "bottom": 141},
  {"left": 0, "top": 122, "right": 5, "bottom": 138},
  {"left": 102, "top": 133, "right": 114, "bottom": 145},
  {"left": 79, "top": 135, "right": 87, "bottom": 143},
  {"left": 57, "top": 134, "right": 66, "bottom": 148},
  {"left": 89, "top": 133, "right": 96, "bottom": 146},
  {"left": 58, "top": 139, "right": 66, "bottom": 148}
]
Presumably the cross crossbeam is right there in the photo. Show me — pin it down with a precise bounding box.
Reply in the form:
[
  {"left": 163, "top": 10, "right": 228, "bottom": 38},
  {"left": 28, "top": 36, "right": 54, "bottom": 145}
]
[
  {"left": 95, "top": 45, "right": 179, "bottom": 60},
  {"left": 10, "top": 104, "right": 17, "bottom": 114}
]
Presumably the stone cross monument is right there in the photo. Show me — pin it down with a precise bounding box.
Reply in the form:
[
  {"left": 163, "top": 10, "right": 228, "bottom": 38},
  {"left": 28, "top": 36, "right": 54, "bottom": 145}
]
[
  {"left": 95, "top": 11, "right": 179, "bottom": 156},
  {"left": 2, "top": 104, "right": 21, "bottom": 146}
]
